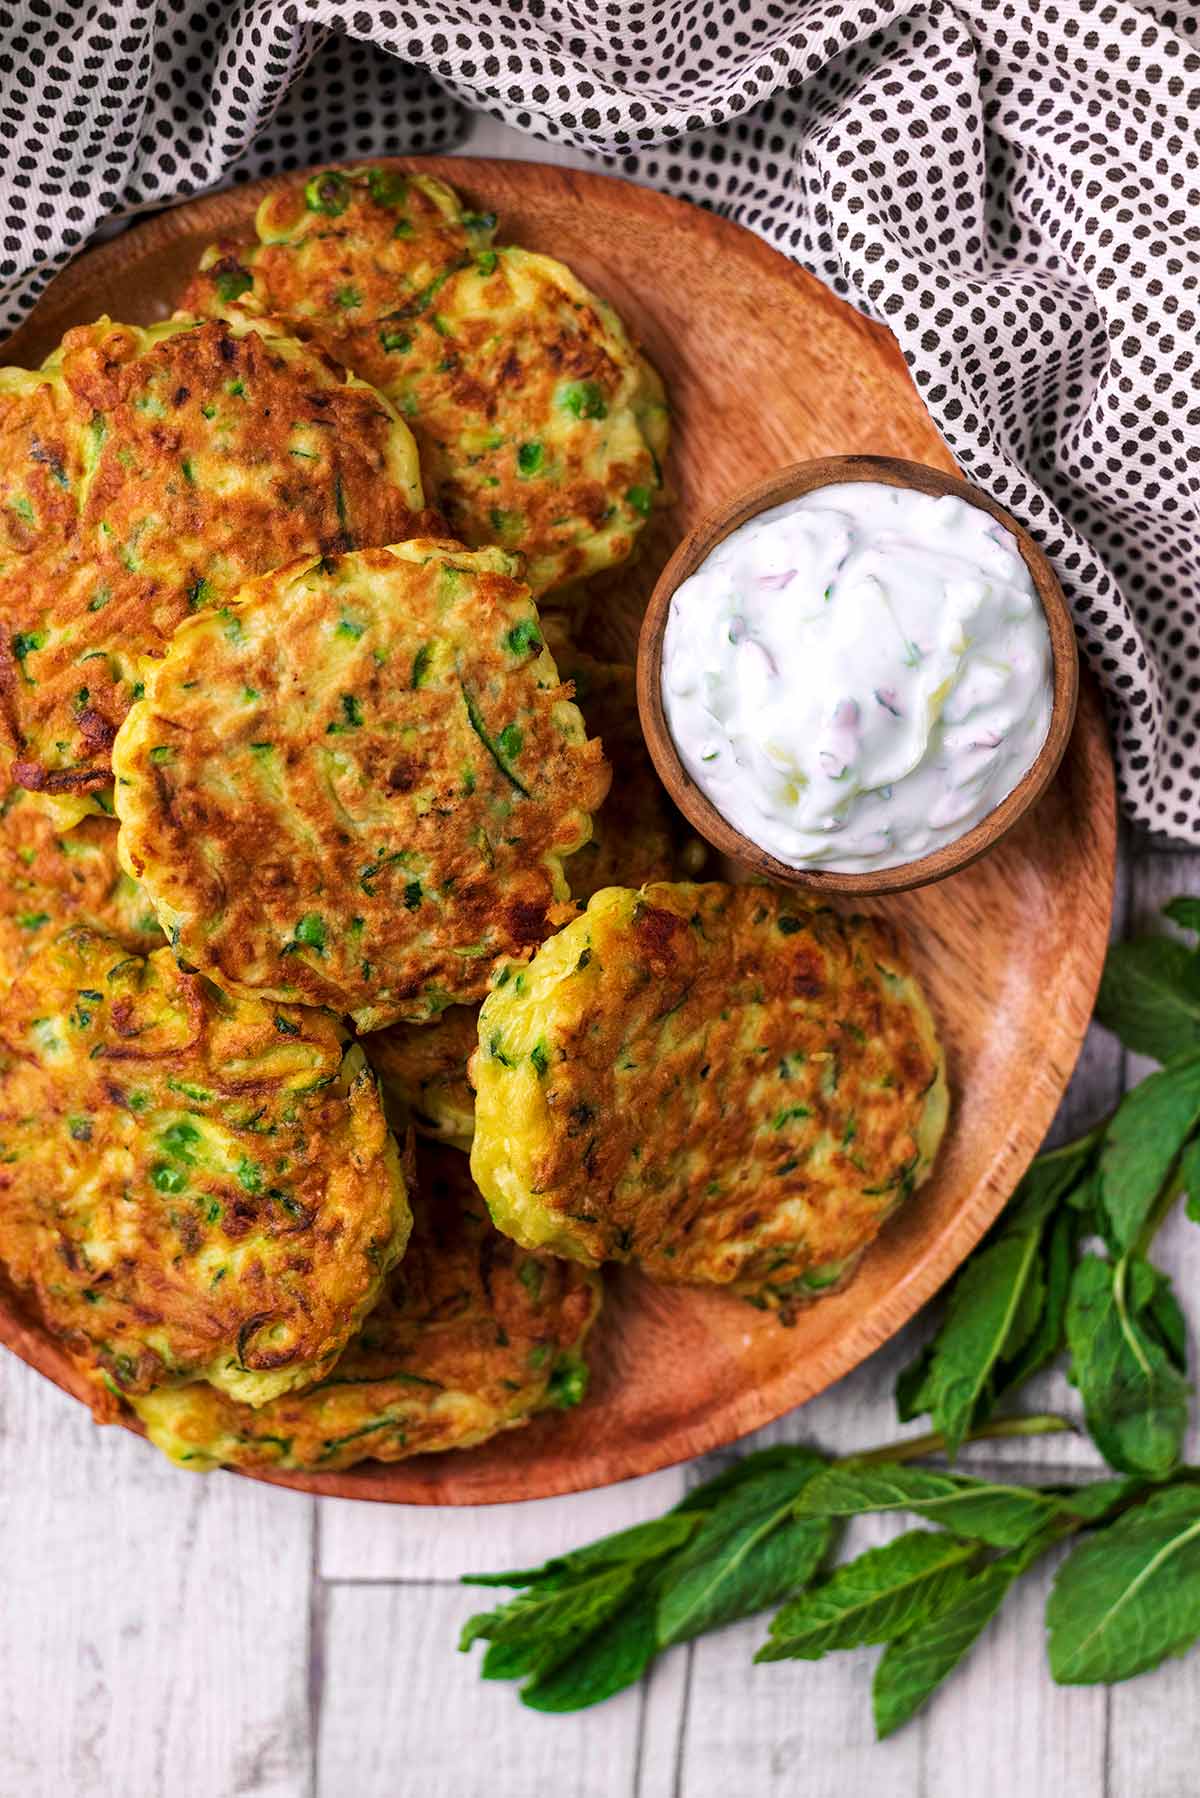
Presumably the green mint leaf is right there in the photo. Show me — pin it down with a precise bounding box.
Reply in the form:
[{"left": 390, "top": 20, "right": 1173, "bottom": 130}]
[
  {"left": 1065, "top": 1254, "right": 1189, "bottom": 1478},
  {"left": 657, "top": 1460, "right": 831, "bottom": 1647},
  {"left": 1096, "top": 936, "right": 1200, "bottom": 1066},
  {"left": 995, "top": 1207, "right": 1079, "bottom": 1397},
  {"left": 872, "top": 1531, "right": 1050, "bottom": 1738},
  {"left": 894, "top": 1136, "right": 1097, "bottom": 1436},
  {"left": 480, "top": 1574, "right": 658, "bottom": 1706},
  {"left": 1004, "top": 1137, "right": 1102, "bottom": 1232},
  {"left": 1144, "top": 1265, "right": 1188, "bottom": 1372},
  {"left": 1099, "top": 1055, "right": 1200, "bottom": 1249},
  {"left": 894, "top": 1343, "right": 937, "bottom": 1423},
  {"left": 480, "top": 1633, "right": 564, "bottom": 1684},
  {"left": 998, "top": 1248, "right": 1046, "bottom": 1363},
  {"left": 1182, "top": 1136, "right": 1200, "bottom": 1224},
  {"left": 673, "top": 1445, "right": 826, "bottom": 1514},
  {"left": 463, "top": 1514, "right": 708, "bottom": 1712},
  {"left": 459, "top": 1564, "right": 637, "bottom": 1654},
  {"left": 1163, "top": 896, "right": 1200, "bottom": 938},
  {"left": 921, "top": 1230, "right": 1045, "bottom": 1455},
  {"left": 758, "top": 1530, "right": 978, "bottom": 1663},
  {"left": 1065, "top": 1166, "right": 1128, "bottom": 1259},
  {"left": 1048, "top": 1485, "right": 1200, "bottom": 1684},
  {"left": 520, "top": 1581, "right": 660, "bottom": 1712},
  {"left": 1050, "top": 1474, "right": 1148, "bottom": 1523},
  {"left": 793, "top": 1463, "right": 1061, "bottom": 1548},
  {"left": 463, "top": 1514, "right": 698, "bottom": 1589}
]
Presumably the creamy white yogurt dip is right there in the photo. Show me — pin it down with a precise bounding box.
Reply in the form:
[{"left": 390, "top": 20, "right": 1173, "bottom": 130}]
[{"left": 660, "top": 480, "right": 1054, "bottom": 873}]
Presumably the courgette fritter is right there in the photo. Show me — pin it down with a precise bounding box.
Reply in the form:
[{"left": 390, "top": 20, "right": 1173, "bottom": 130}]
[
  {"left": 0, "top": 362, "right": 87, "bottom": 557},
  {"left": 470, "top": 882, "right": 948, "bottom": 1310},
  {"left": 367, "top": 1003, "right": 479, "bottom": 1152},
  {"left": 1, "top": 313, "right": 429, "bottom": 825},
  {"left": 0, "top": 927, "right": 411, "bottom": 1406},
  {"left": 181, "top": 166, "right": 495, "bottom": 333},
  {"left": 0, "top": 787, "right": 161, "bottom": 987},
  {"left": 131, "top": 1140, "right": 601, "bottom": 1472},
  {"left": 179, "top": 165, "right": 669, "bottom": 599},
  {"left": 111, "top": 540, "right": 610, "bottom": 1030},
  {"left": 362, "top": 643, "right": 702, "bottom": 1152}
]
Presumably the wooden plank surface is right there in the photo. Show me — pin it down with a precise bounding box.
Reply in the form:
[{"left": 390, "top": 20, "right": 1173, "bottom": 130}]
[
  {"left": 0, "top": 111, "right": 1196, "bottom": 1798},
  {"left": 317, "top": 1584, "right": 653, "bottom": 1798},
  {"left": 0, "top": 1339, "right": 314, "bottom": 1797}
]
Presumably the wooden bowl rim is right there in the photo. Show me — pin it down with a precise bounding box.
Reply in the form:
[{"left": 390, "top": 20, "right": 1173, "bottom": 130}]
[{"left": 636, "top": 454, "right": 1081, "bottom": 897}]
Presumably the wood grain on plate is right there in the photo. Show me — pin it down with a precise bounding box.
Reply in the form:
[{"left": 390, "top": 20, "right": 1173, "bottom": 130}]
[{"left": 0, "top": 158, "right": 1116, "bottom": 1504}]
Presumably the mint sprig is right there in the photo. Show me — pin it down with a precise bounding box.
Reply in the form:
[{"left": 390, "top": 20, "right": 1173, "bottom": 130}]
[{"left": 457, "top": 896, "right": 1200, "bottom": 1737}]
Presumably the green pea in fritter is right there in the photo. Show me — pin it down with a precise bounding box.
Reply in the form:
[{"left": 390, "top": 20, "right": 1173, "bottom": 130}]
[
  {"left": 178, "top": 165, "right": 669, "bottom": 600},
  {"left": 470, "top": 882, "right": 948, "bottom": 1313},
  {"left": 131, "top": 1140, "right": 601, "bottom": 1473},
  {"left": 0, "top": 927, "right": 411, "bottom": 1407},
  {"left": 0, "top": 312, "right": 429, "bottom": 826},
  {"left": 112, "top": 540, "right": 610, "bottom": 1031},
  {"left": 0, "top": 786, "right": 161, "bottom": 988}
]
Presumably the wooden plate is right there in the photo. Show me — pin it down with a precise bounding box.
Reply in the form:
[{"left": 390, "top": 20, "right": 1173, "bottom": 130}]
[{"left": 0, "top": 159, "right": 1116, "bottom": 1504}]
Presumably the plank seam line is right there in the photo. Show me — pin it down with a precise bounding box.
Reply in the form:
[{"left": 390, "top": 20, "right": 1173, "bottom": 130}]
[
  {"left": 631, "top": 1656, "right": 650, "bottom": 1798},
  {"left": 307, "top": 1499, "right": 325, "bottom": 1798},
  {"left": 670, "top": 1643, "right": 695, "bottom": 1798}
]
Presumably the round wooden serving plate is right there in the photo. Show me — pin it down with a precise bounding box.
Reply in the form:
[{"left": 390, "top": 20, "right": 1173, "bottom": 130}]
[{"left": 0, "top": 159, "right": 1116, "bottom": 1505}]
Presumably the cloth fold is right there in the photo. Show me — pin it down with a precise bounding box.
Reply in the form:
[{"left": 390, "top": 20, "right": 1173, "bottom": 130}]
[{"left": 3, "top": 0, "right": 1199, "bottom": 835}]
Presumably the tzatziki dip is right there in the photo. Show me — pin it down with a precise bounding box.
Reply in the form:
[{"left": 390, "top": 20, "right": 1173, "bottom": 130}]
[{"left": 660, "top": 480, "right": 1054, "bottom": 874}]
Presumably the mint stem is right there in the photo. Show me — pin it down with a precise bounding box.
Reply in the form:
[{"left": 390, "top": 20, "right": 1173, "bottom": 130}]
[
  {"left": 854, "top": 1413, "right": 1074, "bottom": 1468},
  {"left": 1042, "top": 1122, "right": 1109, "bottom": 1163}
]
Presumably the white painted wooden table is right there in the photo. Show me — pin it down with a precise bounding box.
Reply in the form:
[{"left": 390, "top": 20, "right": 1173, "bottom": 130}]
[{"left": 3, "top": 117, "right": 1196, "bottom": 1798}]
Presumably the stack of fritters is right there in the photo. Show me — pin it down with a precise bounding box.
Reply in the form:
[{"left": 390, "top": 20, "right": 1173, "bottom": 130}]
[
  {"left": 0, "top": 163, "right": 948, "bottom": 1477},
  {"left": 0, "top": 928, "right": 412, "bottom": 1407},
  {"left": 0, "top": 312, "right": 431, "bottom": 826},
  {"left": 180, "top": 166, "right": 669, "bottom": 601},
  {"left": 134, "top": 1142, "right": 601, "bottom": 1473}
]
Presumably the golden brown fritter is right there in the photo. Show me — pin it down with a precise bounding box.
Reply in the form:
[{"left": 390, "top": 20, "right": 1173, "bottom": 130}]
[
  {"left": 0, "top": 787, "right": 161, "bottom": 987},
  {"left": 353, "top": 246, "right": 669, "bottom": 599},
  {"left": 112, "top": 541, "right": 610, "bottom": 1031},
  {"left": 0, "top": 365, "right": 86, "bottom": 557},
  {"left": 362, "top": 639, "right": 705, "bottom": 1150},
  {"left": 130, "top": 1140, "right": 601, "bottom": 1472},
  {"left": 0, "top": 927, "right": 411, "bottom": 1406},
  {"left": 471, "top": 883, "right": 948, "bottom": 1310},
  {"left": 180, "top": 166, "right": 495, "bottom": 329},
  {"left": 179, "top": 168, "right": 669, "bottom": 600},
  {"left": 361, "top": 638, "right": 701, "bottom": 1153},
  {"left": 0, "top": 313, "right": 429, "bottom": 824},
  {"left": 366, "top": 1003, "right": 479, "bottom": 1151}
]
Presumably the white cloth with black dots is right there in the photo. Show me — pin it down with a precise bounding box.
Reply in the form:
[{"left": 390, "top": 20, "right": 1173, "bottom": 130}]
[{"left": 2, "top": 0, "right": 1198, "bottom": 837}]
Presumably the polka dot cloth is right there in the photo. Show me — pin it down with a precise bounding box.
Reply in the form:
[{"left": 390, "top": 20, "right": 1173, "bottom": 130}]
[{"left": 2, "top": 0, "right": 1197, "bottom": 836}]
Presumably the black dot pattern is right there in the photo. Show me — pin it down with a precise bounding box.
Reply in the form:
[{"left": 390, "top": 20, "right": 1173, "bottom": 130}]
[{"left": 2, "top": 2, "right": 1196, "bottom": 836}]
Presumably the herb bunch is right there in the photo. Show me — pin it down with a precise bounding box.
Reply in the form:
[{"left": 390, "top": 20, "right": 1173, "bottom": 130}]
[{"left": 458, "top": 898, "right": 1200, "bottom": 1735}]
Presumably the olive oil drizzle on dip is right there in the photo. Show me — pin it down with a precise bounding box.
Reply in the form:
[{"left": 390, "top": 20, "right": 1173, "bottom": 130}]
[{"left": 661, "top": 482, "right": 1054, "bottom": 874}]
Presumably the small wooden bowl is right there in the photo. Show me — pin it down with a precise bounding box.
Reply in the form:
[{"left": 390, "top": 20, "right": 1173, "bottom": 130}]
[{"left": 637, "top": 454, "right": 1080, "bottom": 896}]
